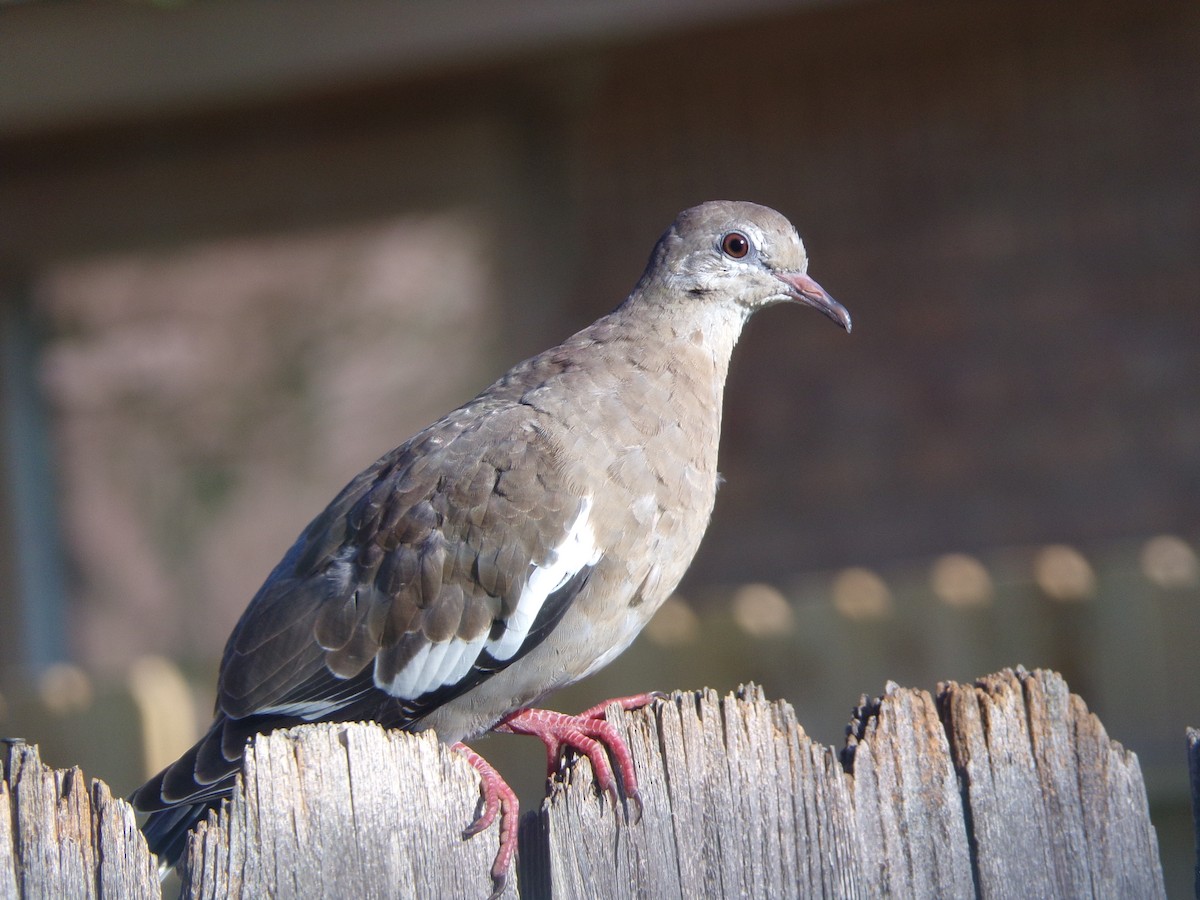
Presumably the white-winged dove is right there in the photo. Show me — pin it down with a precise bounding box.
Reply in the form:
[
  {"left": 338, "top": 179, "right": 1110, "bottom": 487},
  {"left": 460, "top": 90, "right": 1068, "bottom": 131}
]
[{"left": 131, "top": 201, "right": 851, "bottom": 894}]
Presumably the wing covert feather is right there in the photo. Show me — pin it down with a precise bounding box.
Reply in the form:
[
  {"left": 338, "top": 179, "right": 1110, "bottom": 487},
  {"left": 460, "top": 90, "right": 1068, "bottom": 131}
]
[{"left": 216, "top": 406, "right": 594, "bottom": 726}]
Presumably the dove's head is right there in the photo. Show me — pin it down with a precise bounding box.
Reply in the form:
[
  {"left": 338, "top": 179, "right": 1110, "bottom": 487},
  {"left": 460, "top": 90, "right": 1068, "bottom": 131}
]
[{"left": 640, "top": 200, "right": 851, "bottom": 332}]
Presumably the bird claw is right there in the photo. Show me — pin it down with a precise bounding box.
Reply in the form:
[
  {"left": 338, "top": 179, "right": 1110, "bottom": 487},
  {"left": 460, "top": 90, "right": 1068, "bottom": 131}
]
[
  {"left": 600, "top": 779, "right": 622, "bottom": 809},
  {"left": 495, "top": 694, "right": 660, "bottom": 816},
  {"left": 462, "top": 811, "right": 491, "bottom": 840},
  {"left": 625, "top": 787, "right": 645, "bottom": 825},
  {"left": 452, "top": 742, "right": 518, "bottom": 895},
  {"left": 454, "top": 696, "right": 657, "bottom": 893}
]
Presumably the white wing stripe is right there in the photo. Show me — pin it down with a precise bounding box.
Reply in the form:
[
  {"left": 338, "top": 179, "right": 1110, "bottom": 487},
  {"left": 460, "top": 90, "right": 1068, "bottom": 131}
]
[
  {"left": 488, "top": 495, "right": 600, "bottom": 661},
  {"left": 379, "top": 641, "right": 431, "bottom": 698},
  {"left": 257, "top": 699, "right": 348, "bottom": 720},
  {"left": 414, "top": 641, "right": 450, "bottom": 695},
  {"left": 372, "top": 495, "right": 601, "bottom": 698},
  {"left": 438, "top": 632, "right": 486, "bottom": 688}
]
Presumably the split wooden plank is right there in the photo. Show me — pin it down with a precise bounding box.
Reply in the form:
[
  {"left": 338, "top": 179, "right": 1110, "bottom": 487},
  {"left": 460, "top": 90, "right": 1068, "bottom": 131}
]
[
  {"left": 1, "top": 738, "right": 159, "bottom": 900},
  {"left": 177, "top": 722, "right": 516, "bottom": 900},
  {"left": 532, "top": 668, "right": 1164, "bottom": 899},
  {"left": 2, "top": 669, "right": 1168, "bottom": 898}
]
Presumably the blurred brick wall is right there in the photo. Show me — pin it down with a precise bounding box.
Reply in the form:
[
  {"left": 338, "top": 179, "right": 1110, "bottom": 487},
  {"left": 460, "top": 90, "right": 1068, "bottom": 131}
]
[{"left": 562, "top": 0, "right": 1200, "bottom": 584}]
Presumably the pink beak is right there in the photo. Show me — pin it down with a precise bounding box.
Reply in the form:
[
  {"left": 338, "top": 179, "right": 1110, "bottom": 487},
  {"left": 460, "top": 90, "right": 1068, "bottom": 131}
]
[{"left": 775, "top": 271, "right": 852, "bottom": 333}]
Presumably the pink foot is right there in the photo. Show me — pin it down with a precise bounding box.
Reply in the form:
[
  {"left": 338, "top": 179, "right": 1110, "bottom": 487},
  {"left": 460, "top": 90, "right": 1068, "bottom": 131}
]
[
  {"left": 453, "top": 741, "right": 518, "bottom": 899},
  {"left": 576, "top": 691, "right": 667, "bottom": 722},
  {"left": 452, "top": 693, "right": 663, "bottom": 896},
  {"left": 495, "top": 692, "right": 664, "bottom": 815}
]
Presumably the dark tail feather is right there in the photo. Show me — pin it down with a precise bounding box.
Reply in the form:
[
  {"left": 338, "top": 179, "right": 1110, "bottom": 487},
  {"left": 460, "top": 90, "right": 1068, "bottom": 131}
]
[
  {"left": 132, "top": 710, "right": 363, "bottom": 870},
  {"left": 129, "top": 716, "right": 240, "bottom": 872},
  {"left": 140, "top": 801, "right": 218, "bottom": 871}
]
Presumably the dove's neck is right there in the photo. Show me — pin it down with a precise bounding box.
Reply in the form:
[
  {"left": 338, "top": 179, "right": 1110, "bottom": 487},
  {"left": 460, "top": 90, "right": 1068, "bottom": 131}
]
[{"left": 612, "top": 291, "right": 751, "bottom": 388}]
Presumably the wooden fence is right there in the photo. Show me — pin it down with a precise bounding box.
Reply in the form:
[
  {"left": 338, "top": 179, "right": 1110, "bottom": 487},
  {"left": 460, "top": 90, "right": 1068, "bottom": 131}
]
[{"left": 1, "top": 668, "right": 1175, "bottom": 898}]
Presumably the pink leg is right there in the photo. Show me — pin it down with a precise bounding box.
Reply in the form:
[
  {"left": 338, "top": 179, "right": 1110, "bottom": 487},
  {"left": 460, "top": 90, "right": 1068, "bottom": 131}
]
[
  {"left": 576, "top": 691, "right": 667, "bottom": 721},
  {"left": 452, "top": 741, "right": 518, "bottom": 899},
  {"left": 452, "top": 693, "right": 663, "bottom": 896},
  {"left": 494, "top": 692, "right": 664, "bottom": 815},
  {"left": 495, "top": 708, "right": 624, "bottom": 805}
]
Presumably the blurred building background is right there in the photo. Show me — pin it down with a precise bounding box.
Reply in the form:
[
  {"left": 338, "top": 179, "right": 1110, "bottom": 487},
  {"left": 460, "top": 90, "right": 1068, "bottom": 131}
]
[{"left": 1, "top": 0, "right": 1198, "bottom": 892}]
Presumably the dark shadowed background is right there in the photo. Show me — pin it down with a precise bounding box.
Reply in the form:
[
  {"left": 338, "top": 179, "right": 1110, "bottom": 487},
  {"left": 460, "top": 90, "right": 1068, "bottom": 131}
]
[{"left": 1, "top": 0, "right": 1198, "bottom": 893}]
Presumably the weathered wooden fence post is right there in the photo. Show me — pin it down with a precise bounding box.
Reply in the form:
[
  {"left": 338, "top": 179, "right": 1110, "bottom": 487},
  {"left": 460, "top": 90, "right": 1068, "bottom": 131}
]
[
  {"left": 1186, "top": 727, "right": 1200, "bottom": 898},
  {"left": 528, "top": 669, "right": 1163, "bottom": 898},
  {"left": 2, "top": 668, "right": 1171, "bottom": 898},
  {"left": 180, "top": 725, "right": 513, "bottom": 899},
  {"left": 1, "top": 738, "right": 159, "bottom": 899}
]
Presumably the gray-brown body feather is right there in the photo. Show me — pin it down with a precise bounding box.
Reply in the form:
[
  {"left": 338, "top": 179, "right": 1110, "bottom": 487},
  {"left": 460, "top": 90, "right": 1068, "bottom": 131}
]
[{"left": 132, "top": 201, "right": 846, "bottom": 868}]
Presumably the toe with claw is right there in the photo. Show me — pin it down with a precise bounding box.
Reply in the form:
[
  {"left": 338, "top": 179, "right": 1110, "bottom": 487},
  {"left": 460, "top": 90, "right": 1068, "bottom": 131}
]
[
  {"left": 452, "top": 742, "right": 519, "bottom": 899},
  {"left": 452, "top": 693, "right": 663, "bottom": 896}
]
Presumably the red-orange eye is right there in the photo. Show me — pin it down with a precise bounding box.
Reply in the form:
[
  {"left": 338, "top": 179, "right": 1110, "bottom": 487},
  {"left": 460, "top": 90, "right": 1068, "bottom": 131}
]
[{"left": 721, "top": 232, "right": 751, "bottom": 259}]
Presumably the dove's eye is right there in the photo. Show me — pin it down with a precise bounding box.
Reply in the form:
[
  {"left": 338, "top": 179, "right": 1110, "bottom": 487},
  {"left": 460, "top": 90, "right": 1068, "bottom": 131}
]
[{"left": 721, "top": 232, "right": 751, "bottom": 259}]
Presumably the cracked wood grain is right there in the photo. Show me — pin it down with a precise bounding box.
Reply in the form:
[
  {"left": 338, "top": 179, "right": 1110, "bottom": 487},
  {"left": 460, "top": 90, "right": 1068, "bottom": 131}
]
[{"left": 3, "top": 669, "right": 1167, "bottom": 898}]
